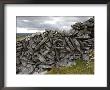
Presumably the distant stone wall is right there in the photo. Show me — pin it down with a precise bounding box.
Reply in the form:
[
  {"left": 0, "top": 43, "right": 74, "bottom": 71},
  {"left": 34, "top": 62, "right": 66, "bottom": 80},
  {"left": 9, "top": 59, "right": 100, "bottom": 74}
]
[{"left": 16, "top": 18, "right": 94, "bottom": 74}]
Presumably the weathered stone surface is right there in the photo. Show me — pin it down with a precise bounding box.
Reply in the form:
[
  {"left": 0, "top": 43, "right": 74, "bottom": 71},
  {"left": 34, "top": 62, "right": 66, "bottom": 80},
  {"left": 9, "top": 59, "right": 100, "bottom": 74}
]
[{"left": 16, "top": 18, "right": 94, "bottom": 74}]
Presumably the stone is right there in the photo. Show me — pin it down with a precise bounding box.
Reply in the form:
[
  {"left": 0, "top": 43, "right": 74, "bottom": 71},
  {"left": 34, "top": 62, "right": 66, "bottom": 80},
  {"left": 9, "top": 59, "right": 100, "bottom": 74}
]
[
  {"left": 82, "top": 54, "right": 89, "bottom": 61},
  {"left": 16, "top": 18, "right": 94, "bottom": 74}
]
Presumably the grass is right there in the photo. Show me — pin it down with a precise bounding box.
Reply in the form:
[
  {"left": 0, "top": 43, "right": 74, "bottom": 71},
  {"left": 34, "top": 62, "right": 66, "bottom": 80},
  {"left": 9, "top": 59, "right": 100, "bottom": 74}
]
[
  {"left": 16, "top": 36, "right": 26, "bottom": 41},
  {"left": 48, "top": 59, "right": 94, "bottom": 74}
]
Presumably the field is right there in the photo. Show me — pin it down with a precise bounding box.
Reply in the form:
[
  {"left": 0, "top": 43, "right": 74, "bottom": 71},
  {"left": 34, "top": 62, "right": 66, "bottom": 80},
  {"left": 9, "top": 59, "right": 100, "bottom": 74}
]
[{"left": 16, "top": 33, "right": 32, "bottom": 41}]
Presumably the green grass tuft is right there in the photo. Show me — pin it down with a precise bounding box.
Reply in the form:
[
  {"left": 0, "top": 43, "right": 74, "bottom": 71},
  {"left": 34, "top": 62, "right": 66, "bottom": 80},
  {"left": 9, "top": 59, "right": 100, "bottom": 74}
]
[{"left": 48, "top": 59, "right": 94, "bottom": 74}]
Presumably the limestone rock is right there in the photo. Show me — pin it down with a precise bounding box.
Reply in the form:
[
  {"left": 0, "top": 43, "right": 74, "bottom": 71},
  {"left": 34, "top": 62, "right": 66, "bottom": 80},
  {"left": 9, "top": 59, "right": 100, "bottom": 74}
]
[{"left": 16, "top": 18, "right": 94, "bottom": 74}]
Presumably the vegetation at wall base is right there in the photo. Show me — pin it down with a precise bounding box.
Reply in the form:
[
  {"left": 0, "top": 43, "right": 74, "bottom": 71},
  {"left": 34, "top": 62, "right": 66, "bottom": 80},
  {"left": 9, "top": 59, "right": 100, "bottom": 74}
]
[{"left": 48, "top": 59, "right": 94, "bottom": 74}]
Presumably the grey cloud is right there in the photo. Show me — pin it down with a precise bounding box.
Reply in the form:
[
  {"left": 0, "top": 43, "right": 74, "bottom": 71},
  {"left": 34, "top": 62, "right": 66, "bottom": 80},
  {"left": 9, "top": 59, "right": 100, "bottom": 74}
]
[{"left": 16, "top": 16, "right": 93, "bottom": 30}]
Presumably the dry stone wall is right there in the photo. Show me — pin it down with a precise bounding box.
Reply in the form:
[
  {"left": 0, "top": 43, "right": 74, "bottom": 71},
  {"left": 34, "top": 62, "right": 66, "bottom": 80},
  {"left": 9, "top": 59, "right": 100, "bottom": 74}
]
[{"left": 16, "top": 18, "right": 94, "bottom": 74}]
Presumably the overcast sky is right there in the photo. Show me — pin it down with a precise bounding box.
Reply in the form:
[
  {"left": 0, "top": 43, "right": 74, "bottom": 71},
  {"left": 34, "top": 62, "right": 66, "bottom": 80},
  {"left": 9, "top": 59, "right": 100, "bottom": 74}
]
[{"left": 16, "top": 16, "right": 93, "bottom": 33}]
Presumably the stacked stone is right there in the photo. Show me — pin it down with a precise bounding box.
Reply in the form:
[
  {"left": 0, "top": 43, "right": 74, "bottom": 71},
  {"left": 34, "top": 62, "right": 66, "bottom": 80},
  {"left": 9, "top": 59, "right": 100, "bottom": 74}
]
[{"left": 16, "top": 18, "right": 94, "bottom": 74}]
